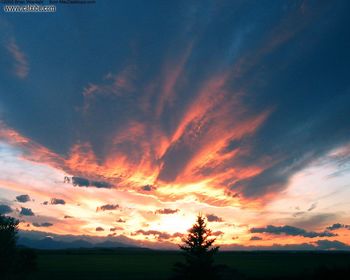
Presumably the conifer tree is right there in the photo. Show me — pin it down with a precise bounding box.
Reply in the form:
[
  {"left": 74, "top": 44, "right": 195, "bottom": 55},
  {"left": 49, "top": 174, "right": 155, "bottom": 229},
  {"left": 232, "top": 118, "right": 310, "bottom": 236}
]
[
  {"left": 0, "top": 214, "right": 37, "bottom": 279},
  {"left": 172, "top": 214, "right": 222, "bottom": 280},
  {"left": 0, "top": 214, "right": 19, "bottom": 278}
]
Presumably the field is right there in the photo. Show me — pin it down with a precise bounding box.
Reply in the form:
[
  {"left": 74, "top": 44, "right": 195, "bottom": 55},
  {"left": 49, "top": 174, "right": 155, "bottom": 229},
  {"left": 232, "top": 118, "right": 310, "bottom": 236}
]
[{"left": 25, "top": 249, "right": 350, "bottom": 280}]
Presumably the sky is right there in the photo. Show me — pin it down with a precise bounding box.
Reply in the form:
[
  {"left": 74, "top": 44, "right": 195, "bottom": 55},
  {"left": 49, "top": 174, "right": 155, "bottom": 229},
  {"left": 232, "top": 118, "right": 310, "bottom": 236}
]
[{"left": 0, "top": 0, "right": 350, "bottom": 250}]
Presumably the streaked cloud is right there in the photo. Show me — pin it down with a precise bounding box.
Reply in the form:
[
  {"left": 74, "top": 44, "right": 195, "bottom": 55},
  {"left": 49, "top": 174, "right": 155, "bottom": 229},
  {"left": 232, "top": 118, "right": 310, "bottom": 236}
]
[
  {"left": 132, "top": 229, "right": 183, "bottom": 240},
  {"left": 250, "top": 225, "right": 336, "bottom": 238},
  {"left": 71, "top": 176, "right": 112, "bottom": 189},
  {"left": 155, "top": 208, "right": 179, "bottom": 215},
  {"left": 250, "top": 236, "right": 262, "bottom": 241},
  {"left": 6, "top": 38, "right": 29, "bottom": 79},
  {"left": 212, "top": 231, "right": 224, "bottom": 237},
  {"left": 110, "top": 226, "right": 123, "bottom": 232},
  {"left": 32, "top": 222, "right": 53, "bottom": 227},
  {"left": 307, "top": 202, "right": 318, "bottom": 212}
]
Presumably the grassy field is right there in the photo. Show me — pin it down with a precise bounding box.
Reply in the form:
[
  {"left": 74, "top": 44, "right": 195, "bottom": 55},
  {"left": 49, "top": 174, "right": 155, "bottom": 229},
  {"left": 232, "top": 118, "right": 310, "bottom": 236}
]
[{"left": 26, "top": 249, "right": 350, "bottom": 280}]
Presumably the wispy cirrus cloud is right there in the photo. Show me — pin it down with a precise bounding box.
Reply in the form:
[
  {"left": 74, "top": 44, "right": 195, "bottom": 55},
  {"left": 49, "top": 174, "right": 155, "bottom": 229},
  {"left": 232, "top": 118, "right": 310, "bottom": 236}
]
[
  {"left": 82, "top": 65, "right": 137, "bottom": 112},
  {"left": 6, "top": 38, "right": 29, "bottom": 79},
  {"left": 32, "top": 222, "right": 53, "bottom": 227},
  {"left": 307, "top": 202, "right": 318, "bottom": 212}
]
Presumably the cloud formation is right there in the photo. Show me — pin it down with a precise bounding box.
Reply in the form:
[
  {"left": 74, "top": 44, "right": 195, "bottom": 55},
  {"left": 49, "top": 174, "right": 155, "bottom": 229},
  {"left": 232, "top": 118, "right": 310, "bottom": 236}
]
[
  {"left": 20, "top": 207, "right": 34, "bottom": 216},
  {"left": 206, "top": 214, "right": 224, "bottom": 222},
  {"left": 2, "top": 0, "right": 349, "bottom": 207},
  {"left": 0, "top": 204, "right": 13, "bottom": 214},
  {"left": 32, "top": 222, "right": 53, "bottom": 227},
  {"left": 6, "top": 38, "right": 29, "bottom": 79},
  {"left": 250, "top": 236, "right": 262, "bottom": 241},
  {"left": 110, "top": 227, "right": 123, "bottom": 232},
  {"left": 97, "top": 204, "right": 119, "bottom": 212},
  {"left": 212, "top": 231, "right": 224, "bottom": 237},
  {"left": 16, "top": 194, "right": 31, "bottom": 203},
  {"left": 307, "top": 202, "right": 318, "bottom": 212},
  {"left": 327, "top": 223, "right": 350, "bottom": 231},
  {"left": 225, "top": 240, "right": 350, "bottom": 251},
  {"left": 315, "top": 239, "right": 350, "bottom": 250},
  {"left": 250, "top": 225, "right": 336, "bottom": 238},
  {"left": 141, "top": 185, "right": 156, "bottom": 191},
  {"left": 50, "top": 198, "right": 66, "bottom": 205},
  {"left": 72, "top": 177, "right": 112, "bottom": 189},
  {"left": 155, "top": 208, "right": 179, "bottom": 215},
  {"left": 133, "top": 229, "right": 183, "bottom": 240}
]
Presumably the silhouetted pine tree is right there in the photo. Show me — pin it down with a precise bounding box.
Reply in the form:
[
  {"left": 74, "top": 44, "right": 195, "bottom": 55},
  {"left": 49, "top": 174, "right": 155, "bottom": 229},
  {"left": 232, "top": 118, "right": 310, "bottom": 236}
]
[
  {"left": 171, "top": 214, "right": 222, "bottom": 280},
  {"left": 0, "top": 214, "right": 19, "bottom": 277},
  {"left": 0, "top": 214, "right": 37, "bottom": 279}
]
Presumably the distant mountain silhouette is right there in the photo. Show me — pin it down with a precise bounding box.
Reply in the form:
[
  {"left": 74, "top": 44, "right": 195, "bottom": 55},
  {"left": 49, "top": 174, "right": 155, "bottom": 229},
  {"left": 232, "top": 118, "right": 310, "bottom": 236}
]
[
  {"left": 97, "top": 240, "right": 133, "bottom": 248},
  {"left": 17, "top": 230, "right": 177, "bottom": 250},
  {"left": 18, "top": 237, "right": 139, "bottom": 250}
]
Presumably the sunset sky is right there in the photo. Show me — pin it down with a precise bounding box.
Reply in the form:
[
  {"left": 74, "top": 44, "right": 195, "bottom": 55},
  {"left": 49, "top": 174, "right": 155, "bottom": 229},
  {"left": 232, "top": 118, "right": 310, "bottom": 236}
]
[{"left": 0, "top": 0, "right": 350, "bottom": 250}]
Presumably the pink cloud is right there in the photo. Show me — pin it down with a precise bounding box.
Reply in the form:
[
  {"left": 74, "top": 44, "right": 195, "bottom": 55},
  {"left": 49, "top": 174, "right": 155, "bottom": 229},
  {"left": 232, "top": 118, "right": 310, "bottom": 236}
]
[{"left": 6, "top": 38, "right": 29, "bottom": 79}]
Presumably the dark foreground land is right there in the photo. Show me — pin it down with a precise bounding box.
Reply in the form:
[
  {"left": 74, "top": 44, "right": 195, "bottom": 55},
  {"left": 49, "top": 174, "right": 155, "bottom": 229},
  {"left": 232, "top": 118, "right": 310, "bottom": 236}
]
[{"left": 23, "top": 249, "right": 350, "bottom": 280}]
